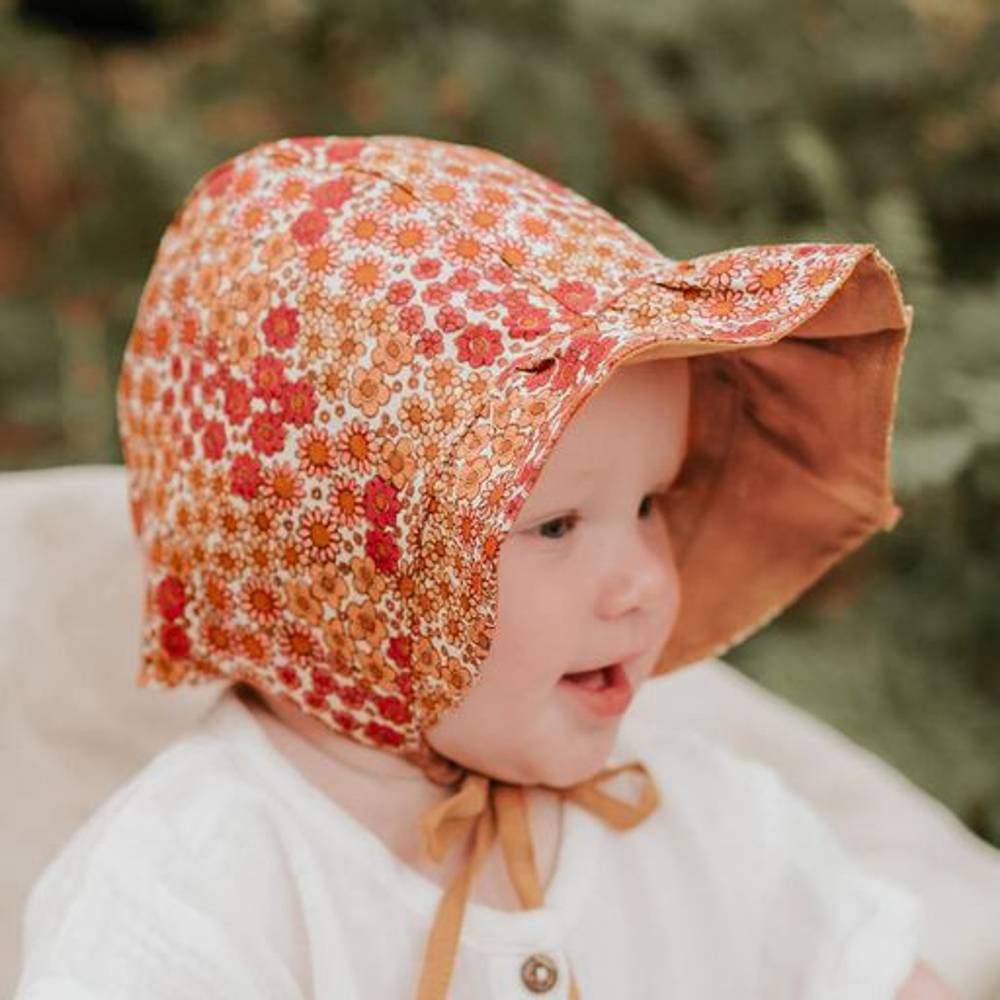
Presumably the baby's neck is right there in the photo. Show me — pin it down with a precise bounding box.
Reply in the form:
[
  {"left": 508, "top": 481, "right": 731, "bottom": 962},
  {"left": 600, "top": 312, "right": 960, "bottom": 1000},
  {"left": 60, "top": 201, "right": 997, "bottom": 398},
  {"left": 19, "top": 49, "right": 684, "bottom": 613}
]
[{"left": 233, "top": 682, "right": 564, "bottom": 910}]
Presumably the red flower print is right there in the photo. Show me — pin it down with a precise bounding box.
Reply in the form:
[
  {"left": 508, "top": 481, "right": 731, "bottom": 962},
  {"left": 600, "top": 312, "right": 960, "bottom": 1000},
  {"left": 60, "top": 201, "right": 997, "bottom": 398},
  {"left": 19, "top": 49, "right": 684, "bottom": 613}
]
[
  {"left": 416, "top": 329, "right": 443, "bottom": 357},
  {"left": 387, "top": 635, "right": 413, "bottom": 670},
  {"left": 160, "top": 622, "right": 191, "bottom": 658},
  {"left": 504, "top": 301, "right": 551, "bottom": 341},
  {"left": 278, "top": 377, "right": 318, "bottom": 427},
  {"left": 364, "top": 476, "right": 401, "bottom": 527},
  {"left": 202, "top": 419, "right": 226, "bottom": 461},
  {"left": 230, "top": 452, "right": 263, "bottom": 499},
  {"left": 338, "top": 683, "right": 368, "bottom": 709},
  {"left": 310, "top": 177, "right": 354, "bottom": 210},
  {"left": 365, "top": 526, "right": 400, "bottom": 574},
  {"left": 276, "top": 664, "right": 301, "bottom": 689},
  {"left": 551, "top": 279, "right": 597, "bottom": 313},
  {"left": 376, "top": 695, "right": 411, "bottom": 725},
  {"left": 156, "top": 575, "right": 187, "bottom": 620},
  {"left": 203, "top": 160, "right": 234, "bottom": 197},
  {"left": 413, "top": 256, "right": 442, "bottom": 280},
  {"left": 310, "top": 666, "right": 337, "bottom": 695},
  {"left": 435, "top": 304, "right": 467, "bottom": 333},
  {"left": 251, "top": 354, "right": 287, "bottom": 400},
  {"left": 262, "top": 305, "right": 300, "bottom": 350},
  {"left": 365, "top": 721, "right": 403, "bottom": 748},
  {"left": 291, "top": 209, "right": 329, "bottom": 247},
  {"left": 223, "top": 377, "right": 253, "bottom": 425},
  {"left": 332, "top": 710, "right": 359, "bottom": 731},
  {"left": 456, "top": 324, "right": 502, "bottom": 367},
  {"left": 388, "top": 280, "right": 415, "bottom": 305},
  {"left": 304, "top": 690, "right": 328, "bottom": 710},
  {"left": 249, "top": 410, "right": 286, "bottom": 456},
  {"left": 325, "top": 137, "right": 366, "bottom": 162},
  {"left": 399, "top": 304, "right": 425, "bottom": 333}
]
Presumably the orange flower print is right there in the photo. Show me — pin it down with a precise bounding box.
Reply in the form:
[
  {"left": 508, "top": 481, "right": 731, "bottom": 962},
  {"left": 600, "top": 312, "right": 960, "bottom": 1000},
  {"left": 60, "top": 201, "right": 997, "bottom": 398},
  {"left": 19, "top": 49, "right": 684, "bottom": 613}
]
[
  {"left": 358, "top": 651, "right": 398, "bottom": 688},
  {"left": 259, "top": 230, "right": 296, "bottom": 269},
  {"left": 226, "top": 327, "right": 261, "bottom": 371},
  {"left": 345, "top": 255, "right": 383, "bottom": 295},
  {"left": 285, "top": 580, "right": 324, "bottom": 625},
  {"left": 242, "top": 576, "right": 283, "bottom": 627},
  {"left": 202, "top": 617, "right": 233, "bottom": 654},
  {"left": 310, "top": 561, "right": 349, "bottom": 606},
  {"left": 705, "top": 287, "right": 743, "bottom": 319},
  {"left": 209, "top": 544, "right": 245, "bottom": 579},
  {"left": 371, "top": 328, "right": 414, "bottom": 376},
  {"left": 234, "top": 627, "right": 270, "bottom": 664},
  {"left": 231, "top": 272, "right": 271, "bottom": 317},
  {"left": 322, "top": 616, "right": 352, "bottom": 661},
  {"left": 244, "top": 503, "right": 277, "bottom": 546},
  {"left": 747, "top": 265, "right": 791, "bottom": 298},
  {"left": 298, "top": 508, "right": 340, "bottom": 561},
  {"left": 329, "top": 475, "right": 363, "bottom": 525},
  {"left": 279, "top": 623, "right": 320, "bottom": 664},
  {"left": 276, "top": 533, "right": 309, "bottom": 574},
  {"left": 704, "top": 254, "right": 739, "bottom": 288},
  {"left": 410, "top": 635, "right": 442, "bottom": 679},
  {"left": 806, "top": 264, "right": 835, "bottom": 288},
  {"left": 203, "top": 572, "right": 232, "bottom": 614},
  {"left": 456, "top": 455, "right": 491, "bottom": 501},
  {"left": 345, "top": 597, "right": 389, "bottom": 649},
  {"left": 397, "top": 394, "right": 433, "bottom": 440},
  {"left": 348, "top": 365, "right": 390, "bottom": 418},
  {"left": 348, "top": 210, "right": 388, "bottom": 244},
  {"left": 297, "top": 427, "right": 338, "bottom": 477},
  {"left": 378, "top": 435, "right": 416, "bottom": 491},
  {"left": 262, "top": 462, "right": 305, "bottom": 509},
  {"left": 392, "top": 222, "right": 428, "bottom": 255}
]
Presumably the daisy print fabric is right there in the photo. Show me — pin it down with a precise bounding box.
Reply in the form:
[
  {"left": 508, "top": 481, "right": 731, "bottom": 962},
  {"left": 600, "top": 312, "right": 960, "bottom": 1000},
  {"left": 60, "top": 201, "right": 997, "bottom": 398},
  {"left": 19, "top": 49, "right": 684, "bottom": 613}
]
[{"left": 117, "top": 133, "right": 910, "bottom": 755}]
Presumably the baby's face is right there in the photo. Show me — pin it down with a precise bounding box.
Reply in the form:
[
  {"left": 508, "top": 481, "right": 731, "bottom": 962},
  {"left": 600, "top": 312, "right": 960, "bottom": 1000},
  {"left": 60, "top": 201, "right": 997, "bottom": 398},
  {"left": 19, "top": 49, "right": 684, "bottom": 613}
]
[{"left": 426, "top": 357, "right": 690, "bottom": 788}]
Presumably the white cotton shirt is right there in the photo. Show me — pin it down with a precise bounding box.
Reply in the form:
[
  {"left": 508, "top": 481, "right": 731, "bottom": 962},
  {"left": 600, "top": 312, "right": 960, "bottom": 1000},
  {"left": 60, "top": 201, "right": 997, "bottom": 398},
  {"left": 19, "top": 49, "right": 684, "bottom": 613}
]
[{"left": 15, "top": 685, "right": 924, "bottom": 1000}]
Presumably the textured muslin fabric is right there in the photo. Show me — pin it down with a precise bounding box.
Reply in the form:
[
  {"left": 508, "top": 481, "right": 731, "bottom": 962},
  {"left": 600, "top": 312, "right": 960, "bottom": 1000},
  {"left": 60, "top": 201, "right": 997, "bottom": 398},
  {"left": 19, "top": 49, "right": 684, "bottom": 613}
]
[
  {"left": 15, "top": 686, "right": 924, "bottom": 1000},
  {"left": 107, "top": 133, "right": 918, "bottom": 996}
]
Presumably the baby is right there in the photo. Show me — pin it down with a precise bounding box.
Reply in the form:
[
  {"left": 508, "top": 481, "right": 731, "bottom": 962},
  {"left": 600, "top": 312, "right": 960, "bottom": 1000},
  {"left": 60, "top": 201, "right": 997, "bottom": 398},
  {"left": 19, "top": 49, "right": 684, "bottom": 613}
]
[{"left": 16, "top": 134, "right": 955, "bottom": 999}]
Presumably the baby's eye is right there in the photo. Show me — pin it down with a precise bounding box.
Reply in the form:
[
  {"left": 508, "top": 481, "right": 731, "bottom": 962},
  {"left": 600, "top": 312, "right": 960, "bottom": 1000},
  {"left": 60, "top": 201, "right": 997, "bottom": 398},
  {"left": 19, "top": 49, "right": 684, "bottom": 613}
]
[{"left": 535, "top": 493, "right": 665, "bottom": 541}]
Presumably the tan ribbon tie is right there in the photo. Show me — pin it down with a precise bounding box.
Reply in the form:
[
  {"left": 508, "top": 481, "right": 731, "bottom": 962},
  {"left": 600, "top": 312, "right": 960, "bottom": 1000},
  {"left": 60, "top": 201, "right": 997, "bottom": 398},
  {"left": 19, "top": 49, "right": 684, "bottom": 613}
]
[{"left": 415, "top": 760, "right": 661, "bottom": 1000}]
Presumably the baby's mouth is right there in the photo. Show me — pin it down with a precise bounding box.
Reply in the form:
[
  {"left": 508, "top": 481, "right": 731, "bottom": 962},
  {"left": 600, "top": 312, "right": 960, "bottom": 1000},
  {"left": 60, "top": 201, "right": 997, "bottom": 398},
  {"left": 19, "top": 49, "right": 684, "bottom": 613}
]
[{"left": 559, "top": 663, "right": 618, "bottom": 691}]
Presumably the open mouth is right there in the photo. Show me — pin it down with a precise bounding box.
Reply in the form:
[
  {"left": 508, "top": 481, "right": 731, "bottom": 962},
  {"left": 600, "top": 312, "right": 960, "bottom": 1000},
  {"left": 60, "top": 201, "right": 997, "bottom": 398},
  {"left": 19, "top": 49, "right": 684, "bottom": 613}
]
[
  {"left": 558, "top": 662, "right": 634, "bottom": 717},
  {"left": 560, "top": 663, "right": 618, "bottom": 691}
]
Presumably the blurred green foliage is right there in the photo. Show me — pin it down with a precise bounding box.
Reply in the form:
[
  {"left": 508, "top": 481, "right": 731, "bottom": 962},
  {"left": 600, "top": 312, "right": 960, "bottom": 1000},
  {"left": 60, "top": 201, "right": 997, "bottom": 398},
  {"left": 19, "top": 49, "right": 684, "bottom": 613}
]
[{"left": 1, "top": 0, "right": 998, "bottom": 844}]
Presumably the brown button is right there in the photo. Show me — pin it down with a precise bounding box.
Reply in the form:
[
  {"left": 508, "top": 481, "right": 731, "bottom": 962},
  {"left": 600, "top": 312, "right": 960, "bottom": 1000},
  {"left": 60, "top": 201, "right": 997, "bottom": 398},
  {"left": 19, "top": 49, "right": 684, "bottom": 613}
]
[{"left": 521, "top": 952, "right": 559, "bottom": 993}]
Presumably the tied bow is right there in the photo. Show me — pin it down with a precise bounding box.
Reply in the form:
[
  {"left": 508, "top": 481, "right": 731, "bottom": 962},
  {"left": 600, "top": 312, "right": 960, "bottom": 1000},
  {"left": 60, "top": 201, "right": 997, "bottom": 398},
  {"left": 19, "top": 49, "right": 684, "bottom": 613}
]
[{"left": 415, "top": 760, "right": 661, "bottom": 999}]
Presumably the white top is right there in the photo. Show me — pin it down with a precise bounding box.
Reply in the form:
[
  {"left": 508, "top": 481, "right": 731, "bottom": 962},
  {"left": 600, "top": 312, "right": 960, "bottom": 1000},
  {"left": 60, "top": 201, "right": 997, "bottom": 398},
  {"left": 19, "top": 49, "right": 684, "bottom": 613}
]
[{"left": 15, "top": 685, "right": 924, "bottom": 1000}]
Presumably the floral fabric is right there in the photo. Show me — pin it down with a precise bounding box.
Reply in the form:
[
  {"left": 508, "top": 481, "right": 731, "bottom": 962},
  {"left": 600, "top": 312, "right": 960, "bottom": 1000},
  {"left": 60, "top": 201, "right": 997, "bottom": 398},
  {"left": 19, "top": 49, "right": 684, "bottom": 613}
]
[{"left": 117, "top": 133, "right": 912, "bottom": 756}]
